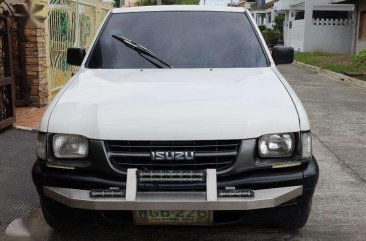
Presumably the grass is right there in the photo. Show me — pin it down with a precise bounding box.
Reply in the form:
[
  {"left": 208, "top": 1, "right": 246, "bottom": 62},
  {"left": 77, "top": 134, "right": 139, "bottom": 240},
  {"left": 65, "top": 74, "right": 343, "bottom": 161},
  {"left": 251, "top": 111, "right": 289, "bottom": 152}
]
[{"left": 294, "top": 52, "right": 366, "bottom": 81}]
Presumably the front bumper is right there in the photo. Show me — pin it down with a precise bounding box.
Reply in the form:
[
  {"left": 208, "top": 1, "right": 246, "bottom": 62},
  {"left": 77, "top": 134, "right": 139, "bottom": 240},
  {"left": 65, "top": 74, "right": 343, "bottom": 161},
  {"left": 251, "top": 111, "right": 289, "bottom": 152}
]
[
  {"left": 43, "top": 168, "right": 303, "bottom": 211},
  {"left": 33, "top": 157, "right": 319, "bottom": 211},
  {"left": 43, "top": 185, "right": 303, "bottom": 211}
]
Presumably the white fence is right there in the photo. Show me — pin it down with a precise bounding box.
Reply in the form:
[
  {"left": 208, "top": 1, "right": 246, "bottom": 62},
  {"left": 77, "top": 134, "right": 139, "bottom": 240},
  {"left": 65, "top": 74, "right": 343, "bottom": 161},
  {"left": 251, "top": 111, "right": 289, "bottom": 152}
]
[
  {"left": 313, "top": 18, "right": 354, "bottom": 26},
  {"left": 306, "top": 18, "right": 354, "bottom": 54},
  {"left": 285, "top": 18, "right": 354, "bottom": 54}
]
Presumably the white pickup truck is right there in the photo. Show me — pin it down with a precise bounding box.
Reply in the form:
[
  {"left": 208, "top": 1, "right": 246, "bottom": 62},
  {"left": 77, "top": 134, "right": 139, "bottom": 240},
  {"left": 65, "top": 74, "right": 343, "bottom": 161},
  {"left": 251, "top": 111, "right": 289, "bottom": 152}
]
[{"left": 33, "top": 6, "right": 319, "bottom": 230}]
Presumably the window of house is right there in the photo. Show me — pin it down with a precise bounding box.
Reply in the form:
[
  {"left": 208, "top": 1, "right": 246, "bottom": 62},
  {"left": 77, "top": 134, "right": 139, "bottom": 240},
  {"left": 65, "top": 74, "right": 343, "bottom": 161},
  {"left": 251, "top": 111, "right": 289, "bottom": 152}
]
[
  {"left": 313, "top": 11, "right": 349, "bottom": 20},
  {"left": 295, "top": 11, "right": 305, "bottom": 20},
  {"left": 359, "top": 12, "right": 366, "bottom": 40}
]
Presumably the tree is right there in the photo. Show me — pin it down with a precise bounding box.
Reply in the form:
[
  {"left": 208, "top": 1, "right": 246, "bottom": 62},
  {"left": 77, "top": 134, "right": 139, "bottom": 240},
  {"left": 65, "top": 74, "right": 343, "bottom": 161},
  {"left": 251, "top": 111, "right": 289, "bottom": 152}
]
[
  {"left": 262, "top": 29, "right": 280, "bottom": 48},
  {"left": 273, "top": 15, "right": 285, "bottom": 41},
  {"left": 135, "top": 0, "right": 200, "bottom": 6},
  {"left": 258, "top": 25, "right": 267, "bottom": 33}
]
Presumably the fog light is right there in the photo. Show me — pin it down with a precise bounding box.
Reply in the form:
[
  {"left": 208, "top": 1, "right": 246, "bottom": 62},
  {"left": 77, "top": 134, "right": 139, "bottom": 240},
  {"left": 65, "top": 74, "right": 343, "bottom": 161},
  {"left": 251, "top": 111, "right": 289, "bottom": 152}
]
[
  {"left": 138, "top": 170, "right": 206, "bottom": 183},
  {"left": 90, "top": 188, "right": 126, "bottom": 198},
  {"left": 218, "top": 189, "right": 255, "bottom": 198}
]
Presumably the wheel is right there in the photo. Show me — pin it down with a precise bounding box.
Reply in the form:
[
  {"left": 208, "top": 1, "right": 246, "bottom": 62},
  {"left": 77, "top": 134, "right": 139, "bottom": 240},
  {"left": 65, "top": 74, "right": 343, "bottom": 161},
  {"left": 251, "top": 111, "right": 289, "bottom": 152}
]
[
  {"left": 41, "top": 197, "right": 97, "bottom": 231},
  {"left": 276, "top": 199, "right": 312, "bottom": 230},
  {"left": 41, "top": 197, "right": 77, "bottom": 231}
]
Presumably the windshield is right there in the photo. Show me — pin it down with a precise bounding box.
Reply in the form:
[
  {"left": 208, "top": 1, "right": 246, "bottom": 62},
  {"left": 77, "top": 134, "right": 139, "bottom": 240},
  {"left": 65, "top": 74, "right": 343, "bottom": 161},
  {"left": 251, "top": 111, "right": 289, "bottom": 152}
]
[{"left": 87, "top": 11, "right": 269, "bottom": 69}]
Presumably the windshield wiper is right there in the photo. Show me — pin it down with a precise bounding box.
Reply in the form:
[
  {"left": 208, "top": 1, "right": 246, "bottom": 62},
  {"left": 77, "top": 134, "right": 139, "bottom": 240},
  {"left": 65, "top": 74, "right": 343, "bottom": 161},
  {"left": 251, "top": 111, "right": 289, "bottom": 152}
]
[{"left": 112, "top": 35, "right": 172, "bottom": 69}]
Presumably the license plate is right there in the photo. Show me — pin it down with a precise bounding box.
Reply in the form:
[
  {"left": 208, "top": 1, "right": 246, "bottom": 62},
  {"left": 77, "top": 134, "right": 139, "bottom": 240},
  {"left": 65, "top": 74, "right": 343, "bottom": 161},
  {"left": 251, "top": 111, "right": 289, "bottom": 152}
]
[{"left": 133, "top": 210, "right": 213, "bottom": 225}]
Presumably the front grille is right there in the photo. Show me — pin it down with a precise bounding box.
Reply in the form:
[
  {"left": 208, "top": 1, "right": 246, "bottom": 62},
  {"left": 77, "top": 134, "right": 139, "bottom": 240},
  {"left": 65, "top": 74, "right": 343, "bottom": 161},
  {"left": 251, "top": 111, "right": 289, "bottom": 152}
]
[{"left": 105, "top": 140, "right": 241, "bottom": 172}]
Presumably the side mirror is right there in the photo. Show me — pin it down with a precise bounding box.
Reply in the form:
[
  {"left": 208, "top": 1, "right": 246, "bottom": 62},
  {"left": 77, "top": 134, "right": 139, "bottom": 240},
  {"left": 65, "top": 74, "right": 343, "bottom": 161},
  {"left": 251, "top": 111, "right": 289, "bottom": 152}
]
[
  {"left": 272, "top": 46, "right": 294, "bottom": 65},
  {"left": 67, "top": 48, "right": 86, "bottom": 66}
]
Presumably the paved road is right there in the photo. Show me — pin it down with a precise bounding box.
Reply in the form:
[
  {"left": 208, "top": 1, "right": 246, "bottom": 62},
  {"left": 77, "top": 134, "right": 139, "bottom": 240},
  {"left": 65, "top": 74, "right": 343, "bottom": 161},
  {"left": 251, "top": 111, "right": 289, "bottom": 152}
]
[
  {"left": 0, "top": 129, "right": 38, "bottom": 239},
  {"left": 280, "top": 64, "right": 366, "bottom": 180},
  {"left": 2, "top": 64, "right": 366, "bottom": 241}
]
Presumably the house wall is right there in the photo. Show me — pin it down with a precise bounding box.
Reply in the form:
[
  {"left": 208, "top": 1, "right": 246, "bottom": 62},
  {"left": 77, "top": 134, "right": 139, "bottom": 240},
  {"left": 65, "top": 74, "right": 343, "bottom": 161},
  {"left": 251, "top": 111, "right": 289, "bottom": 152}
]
[
  {"left": 283, "top": 11, "right": 289, "bottom": 46},
  {"left": 25, "top": 26, "right": 48, "bottom": 106},
  {"left": 356, "top": 2, "right": 366, "bottom": 53},
  {"left": 305, "top": 19, "right": 353, "bottom": 54},
  {"left": 289, "top": 19, "right": 305, "bottom": 51},
  {"left": 283, "top": 8, "right": 305, "bottom": 51},
  {"left": 302, "top": 0, "right": 354, "bottom": 54}
]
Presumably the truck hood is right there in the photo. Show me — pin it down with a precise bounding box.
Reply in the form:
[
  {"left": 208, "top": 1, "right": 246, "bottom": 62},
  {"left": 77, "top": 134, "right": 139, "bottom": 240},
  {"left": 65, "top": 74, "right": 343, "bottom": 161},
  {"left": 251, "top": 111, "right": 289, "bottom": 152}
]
[{"left": 47, "top": 68, "right": 300, "bottom": 140}]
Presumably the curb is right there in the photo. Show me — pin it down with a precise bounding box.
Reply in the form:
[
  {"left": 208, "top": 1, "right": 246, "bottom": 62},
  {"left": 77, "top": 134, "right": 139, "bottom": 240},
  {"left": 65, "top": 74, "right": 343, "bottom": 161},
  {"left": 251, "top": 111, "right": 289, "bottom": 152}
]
[
  {"left": 294, "top": 61, "right": 366, "bottom": 89},
  {"left": 13, "top": 125, "right": 38, "bottom": 132}
]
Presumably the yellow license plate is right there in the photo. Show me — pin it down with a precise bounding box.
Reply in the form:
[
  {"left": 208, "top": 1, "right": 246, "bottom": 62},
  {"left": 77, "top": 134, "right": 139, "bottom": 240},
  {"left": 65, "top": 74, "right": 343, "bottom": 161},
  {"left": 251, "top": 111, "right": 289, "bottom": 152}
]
[{"left": 133, "top": 210, "right": 213, "bottom": 225}]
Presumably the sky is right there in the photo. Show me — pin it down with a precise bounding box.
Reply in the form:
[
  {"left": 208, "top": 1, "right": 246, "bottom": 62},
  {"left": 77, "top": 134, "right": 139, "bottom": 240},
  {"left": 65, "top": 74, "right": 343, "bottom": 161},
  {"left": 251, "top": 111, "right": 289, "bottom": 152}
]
[{"left": 199, "top": 0, "right": 233, "bottom": 6}]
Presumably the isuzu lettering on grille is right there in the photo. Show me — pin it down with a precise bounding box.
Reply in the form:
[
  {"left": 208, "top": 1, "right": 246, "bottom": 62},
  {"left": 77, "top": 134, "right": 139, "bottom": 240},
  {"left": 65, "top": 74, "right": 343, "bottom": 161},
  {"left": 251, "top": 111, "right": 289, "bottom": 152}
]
[{"left": 151, "top": 151, "right": 195, "bottom": 161}]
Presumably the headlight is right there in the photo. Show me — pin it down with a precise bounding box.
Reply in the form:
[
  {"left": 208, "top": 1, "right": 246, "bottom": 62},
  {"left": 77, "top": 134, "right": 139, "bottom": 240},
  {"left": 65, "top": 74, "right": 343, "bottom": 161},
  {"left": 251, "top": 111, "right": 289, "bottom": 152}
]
[
  {"left": 36, "top": 133, "right": 47, "bottom": 160},
  {"left": 53, "top": 134, "right": 89, "bottom": 158},
  {"left": 258, "top": 133, "right": 294, "bottom": 158},
  {"left": 301, "top": 131, "right": 312, "bottom": 159}
]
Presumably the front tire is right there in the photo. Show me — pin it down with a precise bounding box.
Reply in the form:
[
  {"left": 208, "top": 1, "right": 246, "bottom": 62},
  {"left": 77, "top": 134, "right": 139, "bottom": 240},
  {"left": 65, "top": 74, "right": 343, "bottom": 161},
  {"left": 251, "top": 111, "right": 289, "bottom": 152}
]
[
  {"left": 41, "top": 197, "right": 97, "bottom": 231},
  {"left": 275, "top": 199, "right": 312, "bottom": 230}
]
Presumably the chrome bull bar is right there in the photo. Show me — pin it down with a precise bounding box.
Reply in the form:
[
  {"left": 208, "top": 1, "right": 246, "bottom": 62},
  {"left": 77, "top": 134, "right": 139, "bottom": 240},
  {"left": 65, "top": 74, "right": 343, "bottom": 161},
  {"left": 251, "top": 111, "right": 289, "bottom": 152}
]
[{"left": 43, "top": 169, "right": 303, "bottom": 211}]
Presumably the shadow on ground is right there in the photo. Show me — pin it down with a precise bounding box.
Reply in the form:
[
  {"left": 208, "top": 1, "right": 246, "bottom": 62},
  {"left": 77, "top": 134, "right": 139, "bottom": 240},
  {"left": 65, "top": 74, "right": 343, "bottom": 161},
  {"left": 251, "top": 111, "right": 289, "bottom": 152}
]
[{"left": 5, "top": 211, "right": 300, "bottom": 241}]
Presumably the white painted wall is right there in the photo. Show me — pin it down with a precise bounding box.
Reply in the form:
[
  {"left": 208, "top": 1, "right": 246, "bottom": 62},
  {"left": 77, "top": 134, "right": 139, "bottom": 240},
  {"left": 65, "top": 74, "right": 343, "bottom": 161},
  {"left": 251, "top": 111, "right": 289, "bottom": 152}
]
[
  {"left": 276, "top": 0, "right": 291, "bottom": 11},
  {"left": 261, "top": 0, "right": 356, "bottom": 54},
  {"left": 289, "top": 20, "right": 305, "bottom": 51},
  {"left": 302, "top": 0, "right": 354, "bottom": 54},
  {"left": 283, "top": 9, "right": 305, "bottom": 51},
  {"left": 283, "top": 11, "right": 289, "bottom": 46},
  {"left": 305, "top": 19, "right": 353, "bottom": 54}
]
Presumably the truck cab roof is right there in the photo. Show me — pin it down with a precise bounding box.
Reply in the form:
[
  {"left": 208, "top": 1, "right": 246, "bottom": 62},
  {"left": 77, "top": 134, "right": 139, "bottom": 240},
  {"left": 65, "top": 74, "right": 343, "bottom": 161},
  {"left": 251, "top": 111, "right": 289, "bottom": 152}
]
[{"left": 111, "top": 5, "right": 248, "bottom": 14}]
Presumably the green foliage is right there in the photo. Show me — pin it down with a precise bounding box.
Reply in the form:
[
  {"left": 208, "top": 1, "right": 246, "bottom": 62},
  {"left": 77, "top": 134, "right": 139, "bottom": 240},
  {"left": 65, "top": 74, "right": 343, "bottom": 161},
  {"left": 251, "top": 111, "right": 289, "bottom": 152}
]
[
  {"left": 135, "top": 0, "right": 199, "bottom": 6},
  {"left": 273, "top": 15, "right": 285, "bottom": 40},
  {"left": 295, "top": 52, "right": 366, "bottom": 78},
  {"left": 114, "top": 0, "right": 121, "bottom": 7},
  {"left": 352, "top": 49, "right": 366, "bottom": 66},
  {"left": 262, "top": 29, "right": 280, "bottom": 48},
  {"left": 258, "top": 25, "right": 267, "bottom": 33}
]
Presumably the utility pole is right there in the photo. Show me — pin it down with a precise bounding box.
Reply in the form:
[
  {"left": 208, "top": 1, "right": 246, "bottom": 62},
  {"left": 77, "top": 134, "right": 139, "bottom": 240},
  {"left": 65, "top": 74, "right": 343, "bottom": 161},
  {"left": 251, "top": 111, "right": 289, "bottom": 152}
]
[{"left": 157, "top": 0, "right": 161, "bottom": 5}]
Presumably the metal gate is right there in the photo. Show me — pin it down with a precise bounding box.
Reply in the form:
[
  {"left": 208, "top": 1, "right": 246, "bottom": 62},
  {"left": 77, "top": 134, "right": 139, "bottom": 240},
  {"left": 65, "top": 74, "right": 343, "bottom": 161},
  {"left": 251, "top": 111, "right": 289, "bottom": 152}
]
[
  {"left": 0, "top": 16, "right": 15, "bottom": 130},
  {"left": 12, "top": 18, "right": 28, "bottom": 106},
  {"left": 48, "top": 0, "right": 111, "bottom": 96}
]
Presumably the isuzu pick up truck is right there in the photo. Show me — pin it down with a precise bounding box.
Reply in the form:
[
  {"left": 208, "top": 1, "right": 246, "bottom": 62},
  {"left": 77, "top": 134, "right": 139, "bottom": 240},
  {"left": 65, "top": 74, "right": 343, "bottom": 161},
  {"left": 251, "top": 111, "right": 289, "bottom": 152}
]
[{"left": 32, "top": 6, "right": 319, "bottom": 230}]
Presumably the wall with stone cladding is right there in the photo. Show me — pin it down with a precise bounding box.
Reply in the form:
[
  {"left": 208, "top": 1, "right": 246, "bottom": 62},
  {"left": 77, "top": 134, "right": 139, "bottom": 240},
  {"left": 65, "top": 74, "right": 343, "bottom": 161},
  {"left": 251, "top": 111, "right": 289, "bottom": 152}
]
[{"left": 24, "top": 26, "right": 48, "bottom": 106}]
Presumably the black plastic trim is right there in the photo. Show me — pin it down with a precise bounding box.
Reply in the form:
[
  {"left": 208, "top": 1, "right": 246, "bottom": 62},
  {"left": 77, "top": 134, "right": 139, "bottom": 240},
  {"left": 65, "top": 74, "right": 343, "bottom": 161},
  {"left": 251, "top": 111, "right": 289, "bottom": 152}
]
[{"left": 32, "top": 156, "right": 319, "bottom": 195}]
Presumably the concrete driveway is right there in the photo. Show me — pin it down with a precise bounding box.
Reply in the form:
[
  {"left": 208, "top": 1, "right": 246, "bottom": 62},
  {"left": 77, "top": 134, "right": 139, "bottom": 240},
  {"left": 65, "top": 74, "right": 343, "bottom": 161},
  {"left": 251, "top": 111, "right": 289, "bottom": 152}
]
[
  {"left": 2, "top": 64, "right": 366, "bottom": 241},
  {"left": 0, "top": 129, "right": 39, "bottom": 240}
]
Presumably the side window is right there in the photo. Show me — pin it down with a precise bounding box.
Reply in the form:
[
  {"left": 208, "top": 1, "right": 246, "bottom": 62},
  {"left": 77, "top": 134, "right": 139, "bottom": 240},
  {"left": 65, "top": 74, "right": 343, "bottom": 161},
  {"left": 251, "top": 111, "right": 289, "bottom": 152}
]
[{"left": 359, "top": 12, "right": 366, "bottom": 40}]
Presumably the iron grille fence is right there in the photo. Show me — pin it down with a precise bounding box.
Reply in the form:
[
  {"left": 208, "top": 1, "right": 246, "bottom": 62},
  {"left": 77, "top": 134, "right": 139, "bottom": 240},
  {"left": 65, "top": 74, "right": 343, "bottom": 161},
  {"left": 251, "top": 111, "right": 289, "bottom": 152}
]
[
  {"left": 48, "top": 0, "right": 112, "bottom": 95},
  {"left": 0, "top": 16, "right": 15, "bottom": 130}
]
